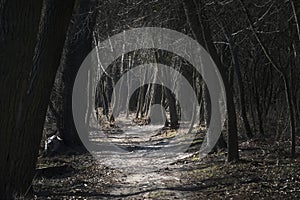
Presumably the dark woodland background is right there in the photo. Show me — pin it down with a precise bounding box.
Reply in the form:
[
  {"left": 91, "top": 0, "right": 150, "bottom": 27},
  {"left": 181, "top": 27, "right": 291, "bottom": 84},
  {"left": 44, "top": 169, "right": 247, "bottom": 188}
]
[{"left": 0, "top": 0, "right": 300, "bottom": 199}]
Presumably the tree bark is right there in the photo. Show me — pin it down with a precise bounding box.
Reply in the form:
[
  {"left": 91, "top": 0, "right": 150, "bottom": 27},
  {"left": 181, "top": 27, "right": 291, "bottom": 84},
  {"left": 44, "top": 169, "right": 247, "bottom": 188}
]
[
  {"left": 0, "top": 0, "right": 74, "bottom": 197},
  {"left": 183, "top": 0, "right": 239, "bottom": 161},
  {"left": 54, "top": 0, "right": 96, "bottom": 150},
  {"left": 228, "top": 42, "right": 253, "bottom": 139}
]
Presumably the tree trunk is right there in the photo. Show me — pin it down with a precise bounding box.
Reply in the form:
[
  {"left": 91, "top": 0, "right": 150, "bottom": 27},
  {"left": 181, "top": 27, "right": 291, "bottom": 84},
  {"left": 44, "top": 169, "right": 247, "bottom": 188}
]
[
  {"left": 183, "top": 0, "right": 239, "bottom": 161},
  {"left": 54, "top": 0, "right": 96, "bottom": 150},
  {"left": 290, "top": 0, "right": 300, "bottom": 41},
  {"left": 164, "top": 88, "right": 179, "bottom": 129},
  {"left": 229, "top": 43, "right": 253, "bottom": 139},
  {"left": 283, "top": 74, "right": 296, "bottom": 157},
  {"left": 240, "top": 0, "right": 296, "bottom": 157},
  {"left": 0, "top": 0, "right": 74, "bottom": 197},
  {"left": 202, "top": 83, "right": 211, "bottom": 128}
]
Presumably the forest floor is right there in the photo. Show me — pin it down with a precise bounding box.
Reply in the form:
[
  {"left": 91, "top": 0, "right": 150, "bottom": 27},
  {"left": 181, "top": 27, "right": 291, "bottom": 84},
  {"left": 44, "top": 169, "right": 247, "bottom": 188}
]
[{"left": 33, "top": 119, "right": 300, "bottom": 199}]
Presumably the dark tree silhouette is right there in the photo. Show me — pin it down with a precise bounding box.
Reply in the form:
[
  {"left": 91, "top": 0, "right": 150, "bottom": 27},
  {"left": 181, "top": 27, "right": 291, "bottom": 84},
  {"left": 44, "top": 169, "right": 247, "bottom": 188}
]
[
  {"left": 182, "top": 0, "right": 239, "bottom": 162},
  {"left": 0, "top": 0, "right": 74, "bottom": 197}
]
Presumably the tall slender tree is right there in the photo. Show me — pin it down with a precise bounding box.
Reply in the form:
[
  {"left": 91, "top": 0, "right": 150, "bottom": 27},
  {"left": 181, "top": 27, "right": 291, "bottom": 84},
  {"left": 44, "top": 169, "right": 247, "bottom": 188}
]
[
  {"left": 182, "top": 0, "right": 239, "bottom": 161},
  {"left": 240, "top": 0, "right": 296, "bottom": 157}
]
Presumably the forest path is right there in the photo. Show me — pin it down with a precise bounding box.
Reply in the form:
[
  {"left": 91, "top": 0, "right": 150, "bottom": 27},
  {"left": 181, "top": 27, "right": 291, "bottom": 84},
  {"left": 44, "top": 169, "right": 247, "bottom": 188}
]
[
  {"left": 34, "top": 122, "right": 300, "bottom": 199},
  {"left": 92, "top": 116, "right": 200, "bottom": 199}
]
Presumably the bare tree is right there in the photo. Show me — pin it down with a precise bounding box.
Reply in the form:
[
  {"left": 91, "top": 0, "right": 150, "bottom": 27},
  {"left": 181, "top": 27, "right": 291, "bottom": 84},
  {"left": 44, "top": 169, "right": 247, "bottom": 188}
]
[
  {"left": 240, "top": 0, "right": 296, "bottom": 157},
  {"left": 183, "top": 0, "right": 239, "bottom": 162}
]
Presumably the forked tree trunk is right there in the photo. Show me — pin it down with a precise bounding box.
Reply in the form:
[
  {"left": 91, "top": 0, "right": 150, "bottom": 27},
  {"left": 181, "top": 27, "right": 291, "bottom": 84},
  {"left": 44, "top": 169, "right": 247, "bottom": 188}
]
[{"left": 0, "top": 0, "right": 74, "bottom": 197}]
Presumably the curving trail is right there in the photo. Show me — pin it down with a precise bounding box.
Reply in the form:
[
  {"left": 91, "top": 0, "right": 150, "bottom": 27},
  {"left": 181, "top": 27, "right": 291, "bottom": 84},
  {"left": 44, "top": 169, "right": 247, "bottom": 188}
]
[{"left": 92, "top": 117, "right": 201, "bottom": 199}]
